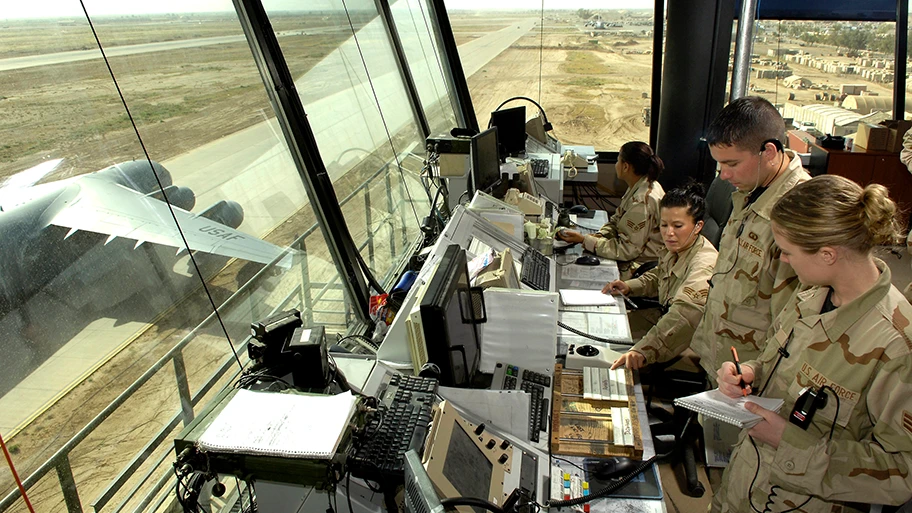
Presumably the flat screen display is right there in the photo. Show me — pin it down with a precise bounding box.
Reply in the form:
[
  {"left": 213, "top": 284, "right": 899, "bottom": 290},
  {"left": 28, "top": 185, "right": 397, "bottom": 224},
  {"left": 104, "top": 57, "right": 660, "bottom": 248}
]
[
  {"left": 470, "top": 127, "right": 501, "bottom": 196},
  {"left": 490, "top": 106, "right": 527, "bottom": 158}
]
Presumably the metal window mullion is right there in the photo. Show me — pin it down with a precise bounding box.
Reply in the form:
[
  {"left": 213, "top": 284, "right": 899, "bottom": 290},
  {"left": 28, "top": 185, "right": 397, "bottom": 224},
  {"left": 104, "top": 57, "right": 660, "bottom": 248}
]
[
  {"left": 232, "top": 0, "right": 370, "bottom": 323},
  {"left": 375, "top": 0, "right": 432, "bottom": 139},
  {"left": 894, "top": 0, "right": 908, "bottom": 119},
  {"left": 649, "top": 0, "right": 664, "bottom": 147},
  {"left": 426, "top": 0, "right": 479, "bottom": 132}
]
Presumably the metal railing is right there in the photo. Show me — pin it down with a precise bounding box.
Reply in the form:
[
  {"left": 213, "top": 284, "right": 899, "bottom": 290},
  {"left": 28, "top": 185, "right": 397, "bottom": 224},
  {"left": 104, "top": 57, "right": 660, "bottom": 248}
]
[{"left": 0, "top": 160, "right": 422, "bottom": 513}]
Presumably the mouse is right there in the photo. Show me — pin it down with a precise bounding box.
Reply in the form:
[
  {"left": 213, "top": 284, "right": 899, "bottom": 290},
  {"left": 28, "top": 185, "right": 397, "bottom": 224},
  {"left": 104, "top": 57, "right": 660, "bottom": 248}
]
[
  {"left": 575, "top": 255, "right": 600, "bottom": 266},
  {"left": 568, "top": 204, "right": 589, "bottom": 215},
  {"left": 590, "top": 457, "right": 638, "bottom": 480}
]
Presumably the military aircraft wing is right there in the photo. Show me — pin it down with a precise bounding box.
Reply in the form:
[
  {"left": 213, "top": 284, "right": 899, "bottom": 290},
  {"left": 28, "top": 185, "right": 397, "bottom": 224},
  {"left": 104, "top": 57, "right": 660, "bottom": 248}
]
[{"left": 50, "top": 174, "right": 294, "bottom": 268}]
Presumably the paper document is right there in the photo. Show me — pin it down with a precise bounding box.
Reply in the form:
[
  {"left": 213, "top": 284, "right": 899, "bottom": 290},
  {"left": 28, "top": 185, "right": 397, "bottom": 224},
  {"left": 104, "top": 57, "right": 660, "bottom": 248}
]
[
  {"left": 560, "top": 289, "right": 617, "bottom": 306},
  {"left": 674, "top": 389, "right": 784, "bottom": 429},
  {"left": 197, "top": 389, "right": 358, "bottom": 459}
]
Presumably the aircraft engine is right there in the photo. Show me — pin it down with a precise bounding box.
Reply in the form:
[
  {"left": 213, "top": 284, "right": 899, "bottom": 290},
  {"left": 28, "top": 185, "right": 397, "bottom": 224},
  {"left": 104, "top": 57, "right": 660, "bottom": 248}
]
[
  {"left": 96, "top": 160, "right": 173, "bottom": 194},
  {"left": 150, "top": 185, "right": 196, "bottom": 211},
  {"left": 199, "top": 200, "right": 244, "bottom": 229}
]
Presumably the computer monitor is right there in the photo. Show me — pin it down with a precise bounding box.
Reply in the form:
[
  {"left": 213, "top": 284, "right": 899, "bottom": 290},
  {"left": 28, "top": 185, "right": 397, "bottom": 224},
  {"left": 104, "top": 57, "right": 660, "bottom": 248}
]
[
  {"left": 490, "top": 106, "right": 527, "bottom": 158},
  {"left": 469, "top": 127, "right": 502, "bottom": 198},
  {"left": 406, "top": 244, "right": 481, "bottom": 387},
  {"left": 404, "top": 450, "right": 443, "bottom": 513}
]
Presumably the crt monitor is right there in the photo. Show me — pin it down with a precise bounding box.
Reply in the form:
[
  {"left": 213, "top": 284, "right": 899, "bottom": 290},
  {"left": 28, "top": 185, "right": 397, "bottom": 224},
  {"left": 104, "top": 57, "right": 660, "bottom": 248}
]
[
  {"left": 469, "top": 127, "right": 502, "bottom": 197},
  {"left": 418, "top": 244, "right": 481, "bottom": 387},
  {"left": 490, "top": 106, "right": 527, "bottom": 158}
]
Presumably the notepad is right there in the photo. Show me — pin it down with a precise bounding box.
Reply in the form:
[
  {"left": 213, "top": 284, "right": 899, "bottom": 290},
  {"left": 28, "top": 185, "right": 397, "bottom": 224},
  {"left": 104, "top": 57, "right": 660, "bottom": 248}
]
[
  {"left": 674, "top": 389, "right": 784, "bottom": 429},
  {"left": 197, "top": 389, "right": 359, "bottom": 459},
  {"left": 559, "top": 289, "right": 617, "bottom": 306}
]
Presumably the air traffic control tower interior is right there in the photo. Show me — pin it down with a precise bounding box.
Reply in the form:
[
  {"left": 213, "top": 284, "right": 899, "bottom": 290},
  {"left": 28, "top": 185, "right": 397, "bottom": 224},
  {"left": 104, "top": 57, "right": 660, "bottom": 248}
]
[{"left": 1, "top": 0, "right": 911, "bottom": 512}]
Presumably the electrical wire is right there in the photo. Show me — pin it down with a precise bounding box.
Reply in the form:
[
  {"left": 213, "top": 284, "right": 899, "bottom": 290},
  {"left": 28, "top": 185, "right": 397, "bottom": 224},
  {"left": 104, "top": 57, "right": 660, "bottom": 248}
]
[
  {"left": 552, "top": 457, "right": 587, "bottom": 473},
  {"left": 440, "top": 497, "right": 504, "bottom": 513},
  {"left": 0, "top": 432, "right": 35, "bottom": 513},
  {"left": 546, "top": 413, "right": 695, "bottom": 508},
  {"left": 557, "top": 321, "right": 634, "bottom": 346},
  {"left": 78, "top": 0, "right": 244, "bottom": 372},
  {"left": 339, "top": 0, "right": 421, "bottom": 231}
]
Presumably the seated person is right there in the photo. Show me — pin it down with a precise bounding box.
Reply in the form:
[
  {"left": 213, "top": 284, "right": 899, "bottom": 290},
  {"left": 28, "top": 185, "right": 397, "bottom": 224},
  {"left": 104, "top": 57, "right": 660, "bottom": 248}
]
[
  {"left": 602, "top": 183, "right": 718, "bottom": 370},
  {"left": 557, "top": 141, "right": 664, "bottom": 279},
  {"left": 715, "top": 176, "right": 912, "bottom": 513}
]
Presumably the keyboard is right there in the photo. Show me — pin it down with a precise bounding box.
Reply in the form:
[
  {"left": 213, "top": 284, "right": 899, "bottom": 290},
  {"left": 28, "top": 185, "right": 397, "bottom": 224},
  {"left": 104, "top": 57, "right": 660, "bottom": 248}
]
[
  {"left": 492, "top": 363, "right": 551, "bottom": 443},
  {"left": 530, "top": 158, "right": 550, "bottom": 178},
  {"left": 349, "top": 374, "right": 438, "bottom": 481},
  {"left": 521, "top": 247, "right": 551, "bottom": 290}
]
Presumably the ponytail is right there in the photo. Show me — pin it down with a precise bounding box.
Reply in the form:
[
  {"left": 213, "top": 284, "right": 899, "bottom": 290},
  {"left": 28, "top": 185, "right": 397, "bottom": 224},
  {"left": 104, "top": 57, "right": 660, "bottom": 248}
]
[{"left": 619, "top": 141, "right": 663, "bottom": 183}]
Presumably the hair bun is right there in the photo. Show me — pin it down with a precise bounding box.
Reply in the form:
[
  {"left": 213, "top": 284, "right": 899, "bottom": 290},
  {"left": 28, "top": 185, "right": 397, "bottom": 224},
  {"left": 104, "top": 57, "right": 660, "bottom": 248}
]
[{"left": 860, "top": 184, "right": 899, "bottom": 246}]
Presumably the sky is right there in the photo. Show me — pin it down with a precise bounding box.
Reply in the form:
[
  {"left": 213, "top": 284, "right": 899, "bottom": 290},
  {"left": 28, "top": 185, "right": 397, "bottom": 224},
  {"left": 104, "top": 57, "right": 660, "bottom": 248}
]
[{"left": 1, "top": 0, "right": 655, "bottom": 20}]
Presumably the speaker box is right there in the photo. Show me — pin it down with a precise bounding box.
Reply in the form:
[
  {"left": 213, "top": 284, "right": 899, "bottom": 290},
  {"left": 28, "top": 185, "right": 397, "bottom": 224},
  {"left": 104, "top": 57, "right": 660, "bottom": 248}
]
[{"left": 284, "top": 325, "right": 329, "bottom": 389}]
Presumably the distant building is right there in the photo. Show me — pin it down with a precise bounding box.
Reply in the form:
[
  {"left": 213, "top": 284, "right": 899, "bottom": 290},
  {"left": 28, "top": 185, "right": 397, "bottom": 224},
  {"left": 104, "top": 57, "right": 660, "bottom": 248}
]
[
  {"left": 782, "top": 103, "right": 880, "bottom": 137},
  {"left": 842, "top": 95, "right": 892, "bottom": 114},
  {"left": 783, "top": 75, "right": 812, "bottom": 89}
]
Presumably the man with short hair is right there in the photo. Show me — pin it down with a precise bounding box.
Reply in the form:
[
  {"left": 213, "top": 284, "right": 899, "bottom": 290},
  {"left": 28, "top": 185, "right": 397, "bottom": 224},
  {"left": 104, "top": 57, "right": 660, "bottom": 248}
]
[{"left": 690, "top": 96, "right": 810, "bottom": 382}]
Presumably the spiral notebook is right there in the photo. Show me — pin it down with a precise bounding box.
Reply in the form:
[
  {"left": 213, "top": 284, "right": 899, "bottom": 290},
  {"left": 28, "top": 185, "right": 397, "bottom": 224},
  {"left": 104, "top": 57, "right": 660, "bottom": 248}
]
[
  {"left": 197, "top": 389, "right": 358, "bottom": 459},
  {"left": 673, "top": 389, "right": 784, "bottom": 429}
]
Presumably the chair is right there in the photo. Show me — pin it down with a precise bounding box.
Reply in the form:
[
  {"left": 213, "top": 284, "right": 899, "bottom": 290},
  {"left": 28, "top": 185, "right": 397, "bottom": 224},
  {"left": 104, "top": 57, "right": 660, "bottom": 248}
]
[
  {"left": 702, "top": 176, "right": 735, "bottom": 249},
  {"left": 642, "top": 355, "right": 708, "bottom": 497}
]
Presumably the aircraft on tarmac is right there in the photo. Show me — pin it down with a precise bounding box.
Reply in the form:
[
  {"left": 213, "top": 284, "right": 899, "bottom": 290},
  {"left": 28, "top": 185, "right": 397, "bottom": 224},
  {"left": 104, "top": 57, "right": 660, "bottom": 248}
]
[{"left": 0, "top": 158, "right": 294, "bottom": 315}]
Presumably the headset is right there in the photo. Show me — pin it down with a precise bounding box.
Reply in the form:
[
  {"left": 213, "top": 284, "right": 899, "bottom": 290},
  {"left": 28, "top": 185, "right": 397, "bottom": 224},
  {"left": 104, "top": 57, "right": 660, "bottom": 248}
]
[{"left": 489, "top": 96, "right": 553, "bottom": 132}]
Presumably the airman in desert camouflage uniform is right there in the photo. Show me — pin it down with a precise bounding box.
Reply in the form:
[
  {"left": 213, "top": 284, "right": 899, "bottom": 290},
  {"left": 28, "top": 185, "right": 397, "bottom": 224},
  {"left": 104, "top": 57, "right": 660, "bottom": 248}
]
[
  {"left": 602, "top": 184, "right": 718, "bottom": 370},
  {"left": 715, "top": 176, "right": 912, "bottom": 513},
  {"left": 558, "top": 141, "right": 664, "bottom": 280},
  {"left": 583, "top": 175, "right": 664, "bottom": 276},
  {"left": 690, "top": 97, "right": 809, "bottom": 382}
]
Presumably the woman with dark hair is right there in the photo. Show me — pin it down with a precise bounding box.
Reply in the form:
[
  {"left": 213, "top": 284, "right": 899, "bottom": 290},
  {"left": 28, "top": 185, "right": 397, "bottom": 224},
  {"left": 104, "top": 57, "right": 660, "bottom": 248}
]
[
  {"left": 603, "top": 182, "right": 718, "bottom": 370},
  {"left": 714, "top": 175, "right": 912, "bottom": 513},
  {"left": 558, "top": 141, "right": 665, "bottom": 278}
]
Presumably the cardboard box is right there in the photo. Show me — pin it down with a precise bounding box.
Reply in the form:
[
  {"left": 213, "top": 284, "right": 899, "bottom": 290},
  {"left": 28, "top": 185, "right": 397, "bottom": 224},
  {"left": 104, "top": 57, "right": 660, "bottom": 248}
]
[
  {"left": 787, "top": 130, "right": 814, "bottom": 153},
  {"left": 855, "top": 122, "right": 889, "bottom": 151},
  {"left": 879, "top": 120, "right": 912, "bottom": 153}
]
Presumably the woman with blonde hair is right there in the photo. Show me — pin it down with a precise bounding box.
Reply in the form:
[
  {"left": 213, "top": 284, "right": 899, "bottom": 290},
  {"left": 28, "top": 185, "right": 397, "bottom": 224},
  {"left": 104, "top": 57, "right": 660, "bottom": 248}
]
[
  {"left": 557, "top": 141, "right": 664, "bottom": 278},
  {"left": 714, "top": 175, "right": 912, "bottom": 513}
]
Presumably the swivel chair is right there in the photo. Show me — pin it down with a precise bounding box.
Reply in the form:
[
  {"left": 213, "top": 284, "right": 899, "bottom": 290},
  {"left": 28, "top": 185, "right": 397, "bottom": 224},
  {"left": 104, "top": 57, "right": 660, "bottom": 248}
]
[{"left": 702, "top": 176, "right": 735, "bottom": 249}]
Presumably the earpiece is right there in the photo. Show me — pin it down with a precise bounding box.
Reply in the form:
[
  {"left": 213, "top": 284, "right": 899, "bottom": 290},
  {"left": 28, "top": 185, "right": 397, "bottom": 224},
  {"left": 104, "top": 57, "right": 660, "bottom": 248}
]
[{"left": 760, "top": 139, "right": 783, "bottom": 153}]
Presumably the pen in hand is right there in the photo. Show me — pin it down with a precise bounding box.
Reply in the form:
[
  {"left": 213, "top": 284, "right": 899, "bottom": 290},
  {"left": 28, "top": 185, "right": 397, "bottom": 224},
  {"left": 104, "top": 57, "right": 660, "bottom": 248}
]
[
  {"left": 620, "top": 294, "right": 637, "bottom": 311},
  {"left": 730, "top": 346, "right": 748, "bottom": 396}
]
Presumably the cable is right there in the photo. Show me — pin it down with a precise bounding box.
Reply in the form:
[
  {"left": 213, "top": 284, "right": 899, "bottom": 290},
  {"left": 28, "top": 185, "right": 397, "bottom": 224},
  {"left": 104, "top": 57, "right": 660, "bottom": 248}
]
[
  {"left": 558, "top": 321, "right": 634, "bottom": 346},
  {"left": 552, "top": 457, "right": 587, "bottom": 473},
  {"left": 346, "top": 471, "right": 354, "bottom": 513},
  {"left": 490, "top": 96, "right": 553, "bottom": 132},
  {"left": 337, "top": 333, "right": 379, "bottom": 351},
  {"left": 546, "top": 413, "right": 695, "bottom": 508},
  {"left": 440, "top": 497, "right": 504, "bottom": 513},
  {"left": 78, "top": 0, "right": 244, "bottom": 373},
  {"left": 0, "top": 432, "right": 35, "bottom": 513}
]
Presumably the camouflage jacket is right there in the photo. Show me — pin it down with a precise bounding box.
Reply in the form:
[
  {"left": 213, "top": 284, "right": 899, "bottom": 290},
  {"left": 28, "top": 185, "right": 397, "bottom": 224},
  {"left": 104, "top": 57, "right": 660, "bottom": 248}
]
[
  {"left": 582, "top": 177, "right": 664, "bottom": 266},
  {"left": 714, "top": 261, "right": 912, "bottom": 513},
  {"left": 625, "top": 235, "right": 718, "bottom": 365},
  {"left": 691, "top": 151, "right": 809, "bottom": 381}
]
